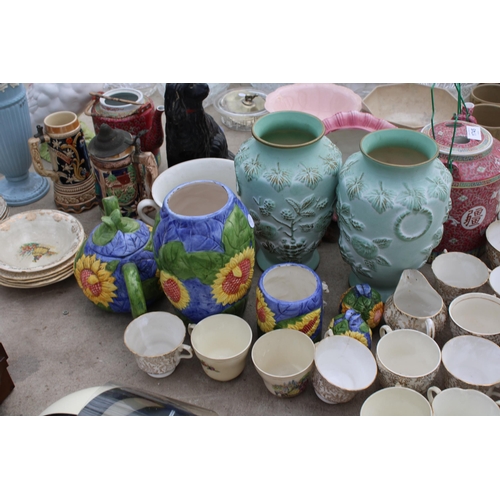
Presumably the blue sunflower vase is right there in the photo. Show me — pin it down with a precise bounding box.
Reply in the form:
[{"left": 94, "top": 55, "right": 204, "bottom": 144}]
[
  {"left": 74, "top": 196, "right": 162, "bottom": 318},
  {"left": 153, "top": 180, "right": 256, "bottom": 324},
  {"left": 327, "top": 309, "right": 373, "bottom": 349},
  {"left": 234, "top": 111, "right": 342, "bottom": 271},
  {"left": 256, "top": 262, "right": 323, "bottom": 342}
]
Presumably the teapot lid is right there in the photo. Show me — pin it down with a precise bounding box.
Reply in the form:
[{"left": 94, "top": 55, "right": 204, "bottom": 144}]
[{"left": 88, "top": 123, "right": 134, "bottom": 158}]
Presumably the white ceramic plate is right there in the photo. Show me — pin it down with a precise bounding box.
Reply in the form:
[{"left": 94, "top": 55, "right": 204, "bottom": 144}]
[{"left": 0, "top": 210, "right": 84, "bottom": 275}]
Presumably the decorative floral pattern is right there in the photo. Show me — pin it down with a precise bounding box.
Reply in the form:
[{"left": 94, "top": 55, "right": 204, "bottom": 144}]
[
  {"left": 19, "top": 242, "right": 58, "bottom": 262},
  {"left": 256, "top": 288, "right": 276, "bottom": 332},
  {"left": 312, "top": 367, "right": 358, "bottom": 404},
  {"left": 329, "top": 309, "right": 372, "bottom": 348},
  {"left": 339, "top": 284, "right": 384, "bottom": 329},
  {"left": 160, "top": 271, "right": 190, "bottom": 310},
  {"left": 271, "top": 372, "right": 310, "bottom": 398}
]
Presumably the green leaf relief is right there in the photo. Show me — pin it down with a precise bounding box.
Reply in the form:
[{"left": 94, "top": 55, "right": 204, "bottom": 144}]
[
  {"left": 159, "top": 241, "right": 194, "bottom": 280},
  {"left": 222, "top": 205, "right": 254, "bottom": 257},
  {"left": 105, "top": 259, "right": 120, "bottom": 274},
  {"left": 188, "top": 252, "right": 228, "bottom": 285}
]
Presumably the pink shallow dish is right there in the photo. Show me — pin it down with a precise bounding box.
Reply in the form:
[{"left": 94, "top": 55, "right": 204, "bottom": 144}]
[{"left": 265, "top": 83, "right": 363, "bottom": 120}]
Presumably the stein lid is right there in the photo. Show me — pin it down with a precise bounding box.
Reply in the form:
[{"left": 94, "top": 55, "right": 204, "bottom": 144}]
[{"left": 88, "top": 123, "right": 134, "bottom": 158}]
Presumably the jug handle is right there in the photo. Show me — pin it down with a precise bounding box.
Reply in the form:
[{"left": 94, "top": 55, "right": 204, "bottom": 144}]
[
  {"left": 28, "top": 134, "right": 61, "bottom": 183},
  {"left": 427, "top": 386, "right": 441, "bottom": 405},
  {"left": 135, "top": 151, "right": 159, "bottom": 194},
  {"left": 425, "top": 318, "right": 436, "bottom": 339},
  {"left": 122, "top": 262, "right": 147, "bottom": 319},
  {"left": 323, "top": 111, "right": 396, "bottom": 134}
]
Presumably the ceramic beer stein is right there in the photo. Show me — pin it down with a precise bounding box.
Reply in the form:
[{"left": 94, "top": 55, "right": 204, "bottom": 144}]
[
  {"left": 28, "top": 111, "right": 97, "bottom": 213},
  {"left": 87, "top": 124, "right": 158, "bottom": 218},
  {"left": 74, "top": 196, "right": 162, "bottom": 317}
]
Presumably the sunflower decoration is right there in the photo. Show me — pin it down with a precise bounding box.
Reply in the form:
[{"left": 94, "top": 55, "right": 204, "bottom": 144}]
[
  {"left": 211, "top": 247, "right": 255, "bottom": 306},
  {"left": 160, "top": 271, "right": 190, "bottom": 310},
  {"left": 278, "top": 308, "right": 322, "bottom": 340},
  {"left": 74, "top": 254, "right": 118, "bottom": 309},
  {"left": 329, "top": 308, "right": 372, "bottom": 349},
  {"left": 256, "top": 287, "right": 276, "bottom": 333},
  {"left": 339, "top": 283, "right": 384, "bottom": 329}
]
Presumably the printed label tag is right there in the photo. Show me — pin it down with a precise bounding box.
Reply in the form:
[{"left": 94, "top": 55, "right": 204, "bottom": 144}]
[{"left": 466, "top": 126, "right": 482, "bottom": 141}]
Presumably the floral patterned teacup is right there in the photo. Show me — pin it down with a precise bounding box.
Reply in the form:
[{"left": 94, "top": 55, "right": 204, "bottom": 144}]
[
  {"left": 376, "top": 325, "right": 441, "bottom": 394},
  {"left": 188, "top": 314, "right": 253, "bottom": 382}
]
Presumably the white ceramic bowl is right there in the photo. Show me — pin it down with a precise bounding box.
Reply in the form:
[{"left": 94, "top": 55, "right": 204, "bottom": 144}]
[
  {"left": 427, "top": 386, "right": 500, "bottom": 416},
  {"left": 442, "top": 335, "right": 500, "bottom": 393},
  {"left": 312, "top": 335, "right": 377, "bottom": 404},
  {"left": 486, "top": 219, "right": 500, "bottom": 268},
  {"left": 360, "top": 386, "right": 432, "bottom": 416},
  {"left": 251, "top": 328, "right": 315, "bottom": 398}
]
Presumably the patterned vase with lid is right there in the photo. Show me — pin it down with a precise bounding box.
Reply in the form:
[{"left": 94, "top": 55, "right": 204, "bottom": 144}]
[
  {"left": 234, "top": 111, "right": 342, "bottom": 271},
  {"left": 421, "top": 120, "right": 500, "bottom": 258}
]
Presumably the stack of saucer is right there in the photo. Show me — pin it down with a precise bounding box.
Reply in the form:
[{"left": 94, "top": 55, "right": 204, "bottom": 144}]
[
  {"left": 0, "top": 209, "right": 85, "bottom": 289},
  {"left": 0, "top": 196, "right": 8, "bottom": 221}
]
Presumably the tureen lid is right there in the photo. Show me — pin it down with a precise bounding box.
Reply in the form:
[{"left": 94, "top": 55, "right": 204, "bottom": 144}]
[{"left": 215, "top": 88, "right": 267, "bottom": 117}]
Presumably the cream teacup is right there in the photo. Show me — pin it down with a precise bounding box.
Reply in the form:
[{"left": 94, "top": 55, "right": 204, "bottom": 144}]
[
  {"left": 124, "top": 311, "right": 193, "bottom": 378},
  {"left": 188, "top": 314, "right": 253, "bottom": 382},
  {"left": 137, "top": 158, "right": 237, "bottom": 225},
  {"left": 251, "top": 328, "right": 315, "bottom": 398},
  {"left": 449, "top": 292, "right": 500, "bottom": 345},
  {"left": 360, "top": 386, "right": 432, "bottom": 416},
  {"left": 376, "top": 325, "right": 441, "bottom": 393},
  {"left": 427, "top": 386, "right": 500, "bottom": 416},
  {"left": 486, "top": 219, "right": 500, "bottom": 269},
  {"left": 441, "top": 335, "right": 500, "bottom": 394},
  {"left": 431, "top": 251, "right": 490, "bottom": 306},
  {"left": 312, "top": 333, "right": 377, "bottom": 404}
]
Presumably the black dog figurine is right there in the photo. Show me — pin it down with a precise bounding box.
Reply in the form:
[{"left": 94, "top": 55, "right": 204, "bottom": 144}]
[{"left": 164, "top": 83, "right": 234, "bottom": 168}]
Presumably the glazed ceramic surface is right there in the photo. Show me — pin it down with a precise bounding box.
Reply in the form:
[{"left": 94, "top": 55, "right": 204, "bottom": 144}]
[
  {"left": 427, "top": 386, "right": 500, "bottom": 416},
  {"left": 486, "top": 219, "right": 500, "bottom": 268},
  {"left": 377, "top": 326, "right": 442, "bottom": 393},
  {"left": 256, "top": 263, "right": 323, "bottom": 342},
  {"left": 448, "top": 292, "right": 500, "bottom": 345},
  {"left": 251, "top": 328, "right": 315, "bottom": 398},
  {"left": 28, "top": 110, "right": 97, "bottom": 213},
  {"left": 234, "top": 111, "right": 341, "bottom": 270},
  {"left": 472, "top": 104, "right": 500, "bottom": 141},
  {"left": 189, "top": 314, "right": 252, "bottom": 382},
  {"left": 489, "top": 266, "right": 500, "bottom": 296},
  {"left": 360, "top": 386, "right": 432, "bottom": 416},
  {"left": 421, "top": 121, "right": 500, "bottom": 258},
  {"left": 0, "top": 83, "right": 49, "bottom": 206},
  {"left": 327, "top": 309, "right": 372, "bottom": 349},
  {"left": 338, "top": 283, "right": 384, "bottom": 329},
  {"left": 74, "top": 198, "right": 161, "bottom": 316},
  {"left": 363, "top": 83, "right": 457, "bottom": 130},
  {"left": 471, "top": 84, "right": 500, "bottom": 106},
  {"left": 431, "top": 251, "right": 490, "bottom": 305},
  {"left": 383, "top": 269, "right": 447, "bottom": 336},
  {"left": 153, "top": 180, "right": 255, "bottom": 323},
  {"left": 336, "top": 129, "right": 452, "bottom": 300},
  {"left": 312, "top": 334, "right": 377, "bottom": 404},
  {"left": 124, "top": 312, "right": 193, "bottom": 378},
  {"left": 265, "top": 83, "right": 362, "bottom": 121},
  {"left": 441, "top": 335, "right": 500, "bottom": 393},
  {"left": 137, "top": 158, "right": 237, "bottom": 226}
]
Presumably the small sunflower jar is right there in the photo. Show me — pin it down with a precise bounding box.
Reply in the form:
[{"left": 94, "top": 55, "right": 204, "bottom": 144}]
[
  {"left": 339, "top": 283, "right": 384, "bottom": 329},
  {"left": 74, "top": 196, "right": 162, "bottom": 317},
  {"left": 153, "top": 180, "right": 256, "bottom": 323},
  {"left": 328, "top": 308, "right": 372, "bottom": 349}
]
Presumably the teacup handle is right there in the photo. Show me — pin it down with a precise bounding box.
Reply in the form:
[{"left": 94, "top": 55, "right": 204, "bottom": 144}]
[
  {"left": 424, "top": 318, "right": 436, "bottom": 339},
  {"left": 177, "top": 344, "right": 193, "bottom": 360},
  {"left": 379, "top": 325, "right": 393, "bottom": 338},
  {"left": 122, "top": 262, "right": 147, "bottom": 319},
  {"left": 28, "top": 135, "right": 61, "bottom": 183},
  {"left": 187, "top": 323, "right": 196, "bottom": 335},
  {"left": 427, "top": 386, "right": 441, "bottom": 405},
  {"left": 137, "top": 198, "right": 159, "bottom": 226},
  {"left": 324, "top": 328, "right": 333, "bottom": 338}
]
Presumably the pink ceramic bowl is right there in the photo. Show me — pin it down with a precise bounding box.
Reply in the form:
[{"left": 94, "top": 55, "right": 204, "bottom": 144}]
[{"left": 265, "top": 83, "right": 362, "bottom": 121}]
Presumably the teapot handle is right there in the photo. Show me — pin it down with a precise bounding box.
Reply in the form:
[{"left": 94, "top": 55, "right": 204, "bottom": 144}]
[
  {"left": 323, "top": 111, "right": 396, "bottom": 134},
  {"left": 122, "top": 262, "right": 147, "bottom": 318}
]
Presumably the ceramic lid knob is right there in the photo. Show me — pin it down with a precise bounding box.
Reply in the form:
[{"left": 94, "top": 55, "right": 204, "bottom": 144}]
[{"left": 88, "top": 123, "right": 134, "bottom": 158}]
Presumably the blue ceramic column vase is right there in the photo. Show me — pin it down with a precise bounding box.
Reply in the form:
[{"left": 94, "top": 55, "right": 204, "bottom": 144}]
[
  {"left": 234, "top": 111, "right": 342, "bottom": 270},
  {"left": 0, "top": 84, "right": 49, "bottom": 205},
  {"left": 256, "top": 262, "right": 323, "bottom": 342},
  {"left": 153, "top": 180, "right": 255, "bottom": 323},
  {"left": 336, "top": 128, "right": 453, "bottom": 300}
]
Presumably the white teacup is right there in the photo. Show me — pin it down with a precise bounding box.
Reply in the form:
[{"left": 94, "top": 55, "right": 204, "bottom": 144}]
[
  {"left": 486, "top": 219, "right": 500, "bottom": 269},
  {"left": 431, "top": 250, "right": 490, "bottom": 306},
  {"left": 427, "top": 386, "right": 500, "bottom": 416},
  {"left": 449, "top": 292, "right": 500, "bottom": 345},
  {"left": 124, "top": 311, "right": 193, "bottom": 378},
  {"left": 188, "top": 314, "right": 253, "bottom": 382},
  {"left": 441, "top": 335, "right": 500, "bottom": 394},
  {"left": 312, "top": 333, "right": 377, "bottom": 404},
  {"left": 360, "top": 386, "right": 432, "bottom": 416},
  {"left": 137, "top": 158, "right": 237, "bottom": 225},
  {"left": 376, "top": 325, "right": 441, "bottom": 393},
  {"left": 251, "top": 328, "right": 315, "bottom": 398}
]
